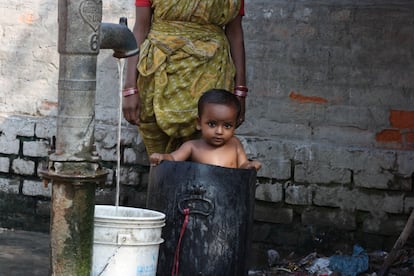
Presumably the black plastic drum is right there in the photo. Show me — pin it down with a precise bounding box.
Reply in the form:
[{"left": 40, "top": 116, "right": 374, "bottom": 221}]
[{"left": 147, "top": 161, "right": 256, "bottom": 276}]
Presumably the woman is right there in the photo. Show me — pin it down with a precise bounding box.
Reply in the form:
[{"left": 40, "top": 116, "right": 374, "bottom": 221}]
[{"left": 122, "top": 0, "right": 248, "bottom": 155}]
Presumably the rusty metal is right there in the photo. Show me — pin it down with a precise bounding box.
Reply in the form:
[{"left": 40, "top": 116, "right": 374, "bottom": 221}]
[{"left": 39, "top": 0, "right": 139, "bottom": 275}]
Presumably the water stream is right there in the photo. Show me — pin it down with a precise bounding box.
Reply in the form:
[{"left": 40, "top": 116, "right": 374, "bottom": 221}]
[{"left": 115, "top": 58, "right": 126, "bottom": 210}]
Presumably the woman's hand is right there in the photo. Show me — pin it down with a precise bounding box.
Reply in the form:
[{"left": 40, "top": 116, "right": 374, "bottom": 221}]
[
  {"left": 122, "top": 93, "right": 141, "bottom": 126},
  {"left": 226, "top": 15, "right": 247, "bottom": 128},
  {"left": 236, "top": 96, "right": 246, "bottom": 127},
  {"left": 121, "top": 7, "right": 152, "bottom": 126}
]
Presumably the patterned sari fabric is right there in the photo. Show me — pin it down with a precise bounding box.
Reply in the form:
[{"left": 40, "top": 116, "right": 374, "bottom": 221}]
[{"left": 137, "top": 0, "right": 241, "bottom": 154}]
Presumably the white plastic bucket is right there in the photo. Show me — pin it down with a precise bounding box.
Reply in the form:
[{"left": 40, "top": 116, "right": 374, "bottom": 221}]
[{"left": 92, "top": 205, "right": 165, "bottom": 276}]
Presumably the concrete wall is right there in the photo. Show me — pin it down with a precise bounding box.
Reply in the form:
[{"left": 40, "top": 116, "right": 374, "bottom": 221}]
[{"left": 1, "top": 0, "right": 414, "bottom": 267}]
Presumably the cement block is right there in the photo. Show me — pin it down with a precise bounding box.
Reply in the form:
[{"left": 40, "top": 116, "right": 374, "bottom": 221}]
[
  {"left": 124, "top": 147, "right": 138, "bottom": 164},
  {"left": 404, "top": 197, "right": 414, "bottom": 214},
  {"left": 302, "top": 207, "right": 356, "bottom": 230},
  {"left": 119, "top": 167, "right": 140, "bottom": 186},
  {"left": 0, "top": 157, "right": 10, "bottom": 173},
  {"left": 313, "top": 185, "right": 354, "bottom": 210},
  {"left": 121, "top": 126, "right": 143, "bottom": 146},
  {"left": 294, "top": 143, "right": 351, "bottom": 183},
  {"left": 397, "top": 151, "right": 414, "bottom": 176},
  {"left": 295, "top": 163, "right": 351, "bottom": 184},
  {"left": 22, "top": 180, "right": 51, "bottom": 197},
  {"left": 313, "top": 185, "right": 404, "bottom": 214},
  {"left": 242, "top": 139, "right": 293, "bottom": 180},
  {"left": 95, "top": 146, "right": 117, "bottom": 162},
  {"left": 123, "top": 145, "right": 150, "bottom": 166},
  {"left": 12, "top": 158, "right": 35, "bottom": 176},
  {"left": 0, "top": 178, "right": 19, "bottom": 194},
  {"left": 0, "top": 136, "right": 19, "bottom": 155},
  {"left": 0, "top": 115, "right": 35, "bottom": 137},
  {"left": 95, "top": 126, "right": 117, "bottom": 149},
  {"left": 354, "top": 170, "right": 395, "bottom": 190},
  {"left": 255, "top": 181, "right": 283, "bottom": 203},
  {"left": 257, "top": 158, "right": 291, "bottom": 180},
  {"left": 312, "top": 125, "right": 375, "bottom": 147},
  {"left": 356, "top": 191, "right": 404, "bottom": 214},
  {"left": 35, "top": 117, "right": 57, "bottom": 139},
  {"left": 23, "top": 140, "right": 50, "bottom": 157},
  {"left": 254, "top": 203, "right": 293, "bottom": 224},
  {"left": 362, "top": 215, "right": 406, "bottom": 236},
  {"left": 285, "top": 182, "right": 312, "bottom": 205}
]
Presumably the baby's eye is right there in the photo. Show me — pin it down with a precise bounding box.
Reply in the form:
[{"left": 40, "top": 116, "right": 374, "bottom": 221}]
[
  {"left": 207, "top": 121, "right": 216, "bottom": 127},
  {"left": 224, "top": 123, "right": 233, "bottom": 129}
]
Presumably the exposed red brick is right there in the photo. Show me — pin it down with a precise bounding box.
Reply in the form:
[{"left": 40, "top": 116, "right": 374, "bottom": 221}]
[
  {"left": 289, "top": 91, "right": 328, "bottom": 104},
  {"left": 375, "top": 129, "right": 402, "bottom": 143},
  {"left": 405, "top": 132, "right": 414, "bottom": 145},
  {"left": 390, "top": 110, "right": 414, "bottom": 129}
]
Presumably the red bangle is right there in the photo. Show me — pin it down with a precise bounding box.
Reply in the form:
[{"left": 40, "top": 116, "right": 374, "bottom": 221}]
[
  {"left": 122, "top": 87, "right": 138, "bottom": 97},
  {"left": 234, "top": 85, "right": 248, "bottom": 92},
  {"left": 234, "top": 89, "right": 248, "bottom": 97}
]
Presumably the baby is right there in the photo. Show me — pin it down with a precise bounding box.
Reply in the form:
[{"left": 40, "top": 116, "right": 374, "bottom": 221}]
[{"left": 150, "top": 89, "right": 261, "bottom": 170}]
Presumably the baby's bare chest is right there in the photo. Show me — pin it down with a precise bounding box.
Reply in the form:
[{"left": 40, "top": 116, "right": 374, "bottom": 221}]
[{"left": 191, "top": 145, "right": 238, "bottom": 168}]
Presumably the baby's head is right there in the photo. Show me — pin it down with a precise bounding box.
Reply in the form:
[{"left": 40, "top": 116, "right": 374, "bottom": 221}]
[
  {"left": 198, "top": 89, "right": 241, "bottom": 120},
  {"left": 196, "top": 89, "right": 241, "bottom": 146}
]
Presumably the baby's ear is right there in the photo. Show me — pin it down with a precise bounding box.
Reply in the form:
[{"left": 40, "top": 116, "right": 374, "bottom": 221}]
[{"left": 196, "top": 117, "right": 201, "bottom": 130}]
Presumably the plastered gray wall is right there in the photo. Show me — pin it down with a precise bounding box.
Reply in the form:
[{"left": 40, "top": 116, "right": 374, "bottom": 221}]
[{"left": 1, "top": 0, "right": 414, "bottom": 266}]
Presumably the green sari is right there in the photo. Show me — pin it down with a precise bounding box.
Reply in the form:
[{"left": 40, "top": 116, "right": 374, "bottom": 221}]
[{"left": 137, "top": 0, "right": 241, "bottom": 154}]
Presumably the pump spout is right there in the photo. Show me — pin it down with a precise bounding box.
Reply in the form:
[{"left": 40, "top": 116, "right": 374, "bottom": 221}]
[{"left": 100, "top": 17, "right": 139, "bottom": 58}]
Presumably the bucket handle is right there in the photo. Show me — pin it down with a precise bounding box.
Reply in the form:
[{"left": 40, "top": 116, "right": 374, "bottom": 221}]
[{"left": 178, "top": 197, "right": 214, "bottom": 216}]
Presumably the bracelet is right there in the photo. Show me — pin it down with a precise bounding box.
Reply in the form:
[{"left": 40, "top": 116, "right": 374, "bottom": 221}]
[
  {"left": 234, "top": 89, "right": 248, "bottom": 97},
  {"left": 234, "top": 85, "right": 248, "bottom": 92},
  {"left": 122, "top": 87, "right": 138, "bottom": 97},
  {"left": 234, "top": 85, "right": 248, "bottom": 97}
]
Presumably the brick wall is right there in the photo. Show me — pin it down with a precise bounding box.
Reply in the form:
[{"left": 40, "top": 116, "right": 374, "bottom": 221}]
[
  {"left": 1, "top": 0, "right": 414, "bottom": 268},
  {"left": 239, "top": 0, "right": 414, "bottom": 265},
  {"left": 0, "top": 114, "right": 149, "bottom": 230}
]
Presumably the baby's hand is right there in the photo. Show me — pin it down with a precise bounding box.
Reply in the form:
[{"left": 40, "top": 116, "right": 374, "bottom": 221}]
[
  {"left": 240, "top": 160, "right": 262, "bottom": 171},
  {"left": 149, "top": 153, "right": 164, "bottom": 166}
]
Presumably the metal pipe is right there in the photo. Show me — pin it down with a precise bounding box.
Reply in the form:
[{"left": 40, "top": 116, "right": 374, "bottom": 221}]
[
  {"left": 41, "top": 0, "right": 104, "bottom": 274},
  {"left": 39, "top": 0, "right": 139, "bottom": 275},
  {"left": 101, "top": 17, "right": 139, "bottom": 58}
]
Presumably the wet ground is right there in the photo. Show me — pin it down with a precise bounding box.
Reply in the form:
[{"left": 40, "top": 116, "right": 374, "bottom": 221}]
[
  {"left": 1, "top": 227, "right": 414, "bottom": 276},
  {"left": 0, "top": 228, "right": 49, "bottom": 276}
]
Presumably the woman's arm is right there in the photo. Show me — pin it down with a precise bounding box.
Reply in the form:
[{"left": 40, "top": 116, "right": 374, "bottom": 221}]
[
  {"left": 122, "top": 7, "right": 152, "bottom": 125},
  {"left": 225, "top": 15, "right": 247, "bottom": 126}
]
